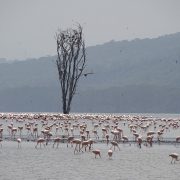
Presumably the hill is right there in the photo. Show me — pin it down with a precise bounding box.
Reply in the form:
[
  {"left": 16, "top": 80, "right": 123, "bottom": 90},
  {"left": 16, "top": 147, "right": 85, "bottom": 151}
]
[{"left": 0, "top": 32, "right": 180, "bottom": 113}]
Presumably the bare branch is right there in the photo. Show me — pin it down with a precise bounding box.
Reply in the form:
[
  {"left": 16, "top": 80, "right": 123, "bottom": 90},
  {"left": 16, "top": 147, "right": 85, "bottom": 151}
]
[{"left": 55, "top": 24, "right": 87, "bottom": 114}]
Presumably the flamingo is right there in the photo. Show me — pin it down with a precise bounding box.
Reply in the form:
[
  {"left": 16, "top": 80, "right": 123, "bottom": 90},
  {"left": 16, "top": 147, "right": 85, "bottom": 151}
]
[
  {"left": 169, "top": 153, "right": 179, "bottom": 163},
  {"left": 80, "top": 139, "right": 94, "bottom": 152},
  {"left": 146, "top": 135, "right": 153, "bottom": 147},
  {"left": 67, "top": 136, "right": 74, "bottom": 147},
  {"left": 88, "top": 139, "right": 94, "bottom": 151},
  {"left": 55, "top": 125, "right": 59, "bottom": 135},
  {"left": 85, "top": 130, "right": 90, "bottom": 139},
  {"left": 32, "top": 127, "right": 38, "bottom": 139},
  {"left": 52, "top": 137, "right": 61, "bottom": 148},
  {"left": 175, "top": 136, "right": 180, "bottom": 146},
  {"left": 81, "top": 140, "right": 89, "bottom": 152},
  {"left": 11, "top": 127, "right": 17, "bottom": 139},
  {"left": 92, "top": 149, "right": 101, "bottom": 158},
  {"left": 70, "top": 127, "right": 74, "bottom": 136},
  {"left": 157, "top": 130, "right": 164, "bottom": 144},
  {"left": 137, "top": 137, "right": 143, "bottom": 148},
  {"left": 111, "top": 130, "right": 120, "bottom": 142},
  {"left": 122, "top": 136, "right": 129, "bottom": 143},
  {"left": 105, "top": 134, "right": 110, "bottom": 145},
  {"left": 147, "top": 131, "right": 155, "bottom": 136},
  {"left": 133, "top": 133, "right": 139, "bottom": 142},
  {"left": 110, "top": 141, "right": 120, "bottom": 151},
  {"left": 18, "top": 126, "right": 23, "bottom": 138},
  {"left": 108, "top": 149, "right": 113, "bottom": 159},
  {"left": 35, "top": 138, "right": 46, "bottom": 149},
  {"left": 102, "top": 128, "right": 107, "bottom": 138},
  {"left": 72, "top": 139, "right": 82, "bottom": 154},
  {"left": 17, "top": 138, "right": 21, "bottom": 148},
  {"left": 92, "top": 130, "right": 99, "bottom": 139},
  {"left": 7, "top": 124, "right": 13, "bottom": 135}
]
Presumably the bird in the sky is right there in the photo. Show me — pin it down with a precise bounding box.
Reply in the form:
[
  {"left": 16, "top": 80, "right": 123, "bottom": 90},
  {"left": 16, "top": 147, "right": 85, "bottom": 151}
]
[{"left": 83, "top": 72, "right": 94, "bottom": 77}]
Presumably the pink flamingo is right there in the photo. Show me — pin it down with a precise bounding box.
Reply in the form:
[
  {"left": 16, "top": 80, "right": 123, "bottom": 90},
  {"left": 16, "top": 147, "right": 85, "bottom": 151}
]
[
  {"left": 169, "top": 153, "right": 179, "bottom": 163},
  {"left": 18, "top": 126, "right": 23, "bottom": 138},
  {"left": 67, "top": 136, "right": 74, "bottom": 147},
  {"left": 88, "top": 139, "right": 94, "bottom": 150},
  {"left": 146, "top": 135, "right": 153, "bottom": 147},
  {"left": 81, "top": 140, "right": 89, "bottom": 152},
  {"left": 122, "top": 136, "right": 129, "bottom": 143},
  {"left": 102, "top": 128, "right": 107, "bottom": 138},
  {"left": 105, "top": 134, "right": 110, "bottom": 145},
  {"left": 81, "top": 139, "right": 94, "bottom": 152},
  {"left": 52, "top": 137, "right": 61, "bottom": 148},
  {"left": 92, "top": 130, "right": 99, "bottom": 139},
  {"left": 11, "top": 128, "right": 17, "bottom": 139},
  {"left": 35, "top": 138, "right": 46, "bottom": 149},
  {"left": 72, "top": 139, "right": 83, "bottom": 154},
  {"left": 110, "top": 141, "right": 120, "bottom": 151},
  {"left": 108, "top": 149, "right": 113, "bottom": 159},
  {"left": 33, "top": 127, "right": 38, "bottom": 139},
  {"left": 92, "top": 149, "right": 101, "bottom": 158},
  {"left": 137, "top": 137, "right": 143, "bottom": 148},
  {"left": 17, "top": 138, "right": 22, "bottom": 148}
]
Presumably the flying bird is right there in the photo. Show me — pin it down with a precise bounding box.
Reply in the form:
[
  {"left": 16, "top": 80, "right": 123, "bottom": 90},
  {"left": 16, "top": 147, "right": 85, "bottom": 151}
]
[{"left": 83, "top": 72, "right": 94, "bottom": 77}]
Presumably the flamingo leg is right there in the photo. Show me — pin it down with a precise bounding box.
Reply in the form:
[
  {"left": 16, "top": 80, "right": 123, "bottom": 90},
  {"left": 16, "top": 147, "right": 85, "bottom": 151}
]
[
  {"left": 53, "top": 142, "right": 55, "bottom": 148},
  {"left": 74, "top": 144, "right": 77, "bottom": 154}
]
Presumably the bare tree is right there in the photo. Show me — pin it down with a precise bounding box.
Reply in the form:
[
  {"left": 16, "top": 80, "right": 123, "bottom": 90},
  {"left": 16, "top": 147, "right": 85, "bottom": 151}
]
[{"left": 55, "top": 24, "right": 86, "bottom": 114}]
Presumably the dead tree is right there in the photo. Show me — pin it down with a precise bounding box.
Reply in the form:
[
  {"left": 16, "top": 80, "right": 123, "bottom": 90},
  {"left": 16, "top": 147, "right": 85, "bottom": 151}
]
[{"left": 55, "top": 24, "right": 86, "bottom": 114}]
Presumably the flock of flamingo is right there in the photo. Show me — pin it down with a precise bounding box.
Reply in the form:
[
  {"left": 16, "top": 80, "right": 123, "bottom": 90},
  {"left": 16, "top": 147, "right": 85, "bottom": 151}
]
[{"left": 0, "top": 112, "right": 179, "bottom": 163}]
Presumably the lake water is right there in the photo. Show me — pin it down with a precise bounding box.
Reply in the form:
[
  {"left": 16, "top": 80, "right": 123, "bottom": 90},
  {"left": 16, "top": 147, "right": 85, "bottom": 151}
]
[
  {"left": 0, "top": 142, "right": 180, "bottom": 180},
  {"left": 0, "top": 113, "right": 180, "bottom": 180}
]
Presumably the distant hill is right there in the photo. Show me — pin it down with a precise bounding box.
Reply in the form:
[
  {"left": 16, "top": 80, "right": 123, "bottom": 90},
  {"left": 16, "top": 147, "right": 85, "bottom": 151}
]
[{"left": 0, "top": 32, "right": 180, "bottom": 113}]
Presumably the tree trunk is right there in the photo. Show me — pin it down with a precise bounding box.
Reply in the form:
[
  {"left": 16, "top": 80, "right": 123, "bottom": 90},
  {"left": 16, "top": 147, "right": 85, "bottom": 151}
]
[{"left": 56, "top": 24, "right": 86, "bottom": 114}]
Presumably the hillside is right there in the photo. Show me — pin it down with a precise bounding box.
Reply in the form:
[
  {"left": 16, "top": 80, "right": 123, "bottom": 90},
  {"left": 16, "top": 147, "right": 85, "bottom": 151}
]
[{"left": 0, "top": 32, "right": 180, "bottom": 113}]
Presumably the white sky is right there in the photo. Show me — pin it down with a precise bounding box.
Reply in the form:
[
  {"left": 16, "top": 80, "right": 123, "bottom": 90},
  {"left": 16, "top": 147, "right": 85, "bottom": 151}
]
[{"left": 0, "top": 0, "right": 180, "bottom": 60}]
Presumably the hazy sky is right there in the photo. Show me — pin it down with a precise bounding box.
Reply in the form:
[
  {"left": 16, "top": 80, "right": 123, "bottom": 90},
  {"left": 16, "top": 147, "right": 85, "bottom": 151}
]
[{"left": 0, "top": 0, "right": 180, "bottom": 60}]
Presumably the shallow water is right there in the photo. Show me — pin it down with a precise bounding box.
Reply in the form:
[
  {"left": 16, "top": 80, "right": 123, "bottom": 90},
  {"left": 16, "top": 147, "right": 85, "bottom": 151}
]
[
  {"left": 0, "top": 141, "right": 180, "bottom": 180},
  {"left": 0, "top": 113, "right": 180, "bottom": 180}
]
